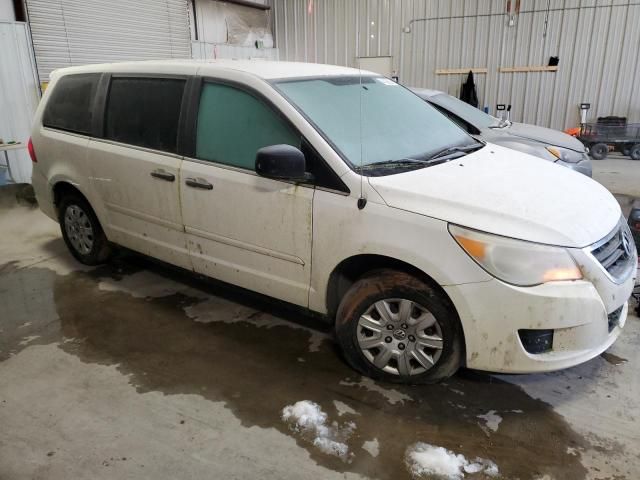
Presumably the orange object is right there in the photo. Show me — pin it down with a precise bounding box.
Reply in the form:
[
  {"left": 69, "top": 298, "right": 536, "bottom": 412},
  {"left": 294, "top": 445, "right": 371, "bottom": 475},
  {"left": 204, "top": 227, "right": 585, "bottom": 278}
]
[{"left": 564, "top": 127, "right": 580, "bottom": 137}]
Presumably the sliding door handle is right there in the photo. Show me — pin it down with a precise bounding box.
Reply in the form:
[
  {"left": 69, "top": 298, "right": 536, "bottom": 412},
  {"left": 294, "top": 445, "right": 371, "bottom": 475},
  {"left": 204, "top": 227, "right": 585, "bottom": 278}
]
[
  {"left": 185, "top": 177, "right": 213, "bottom": 190},
  {"left": 150, "top": 169, "right": 175, "bottom": 182}
]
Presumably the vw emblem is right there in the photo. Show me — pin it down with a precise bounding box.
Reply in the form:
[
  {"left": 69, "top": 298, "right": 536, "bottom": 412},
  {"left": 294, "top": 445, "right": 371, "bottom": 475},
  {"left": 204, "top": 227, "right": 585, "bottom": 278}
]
[
  {"left": 622, "top": 228, "right": 633, "bottom": 257},
  {"left": 393, "top": 329, "right": 407, "bottom": 340}
]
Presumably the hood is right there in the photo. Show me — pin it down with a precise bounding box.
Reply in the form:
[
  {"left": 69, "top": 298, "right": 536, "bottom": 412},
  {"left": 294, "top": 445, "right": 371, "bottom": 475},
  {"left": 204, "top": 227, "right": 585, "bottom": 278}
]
[
  {"left": 368, "top": 144, "right": 619, "bottom": 248},
  {"left": 499, "top": 122, "right": 586, "bottom": 152}
]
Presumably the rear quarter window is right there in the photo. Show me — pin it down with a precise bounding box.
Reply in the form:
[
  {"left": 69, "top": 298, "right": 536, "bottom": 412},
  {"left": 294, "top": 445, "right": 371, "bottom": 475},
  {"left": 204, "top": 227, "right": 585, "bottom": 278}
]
[{"left": 42, "top": 74, "right": 100, "bottom": 135}]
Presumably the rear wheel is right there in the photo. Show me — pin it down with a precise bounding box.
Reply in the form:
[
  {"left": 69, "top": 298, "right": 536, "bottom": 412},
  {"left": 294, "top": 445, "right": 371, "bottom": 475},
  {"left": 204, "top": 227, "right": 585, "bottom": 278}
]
[
  {"left": 589, "top": 143, "right": 609, "bottom": 160},
  {"left": 335, "top": 270, "right": 464, "bottom": 384},
  {"left": 630, "top": 144, "right": 640, "bottom": 161},
  {"left": 58, "top": 194, "right": 111, "bottom": 265}
]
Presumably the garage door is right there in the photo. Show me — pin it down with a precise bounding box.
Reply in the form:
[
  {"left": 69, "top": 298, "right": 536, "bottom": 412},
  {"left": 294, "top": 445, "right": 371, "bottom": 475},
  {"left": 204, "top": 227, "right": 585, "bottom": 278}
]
[{"left": 26, "top": 0, "right": 191, "bottom": 81}]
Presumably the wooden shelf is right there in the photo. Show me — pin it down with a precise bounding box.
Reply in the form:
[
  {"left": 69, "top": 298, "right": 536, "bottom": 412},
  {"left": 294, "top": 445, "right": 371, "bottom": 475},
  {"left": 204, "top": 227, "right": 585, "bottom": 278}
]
[
  {"left": 499, "top": 66, "right": 558, "bottom": 73},
  {"left": 435, "top": 68, "right": 488, "bottom": 75},
  {"left": 222, "top": 0, "right": 270, "bottom": 10}
]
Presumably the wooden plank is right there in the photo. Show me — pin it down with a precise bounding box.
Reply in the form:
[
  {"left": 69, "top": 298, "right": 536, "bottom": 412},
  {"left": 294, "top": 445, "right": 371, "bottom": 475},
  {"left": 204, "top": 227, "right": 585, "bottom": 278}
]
[
  {"left": 498, "top": 66, "right": 559, "bottom": 73},
  {"left": 224, "top": 0, "right": 270, "bottom": 10},
  {"left": 435, "top": 68, "right": 488, "bottom": 75},
  {"left": 0, "top": 143, "right": 24, "bottom": 152}
]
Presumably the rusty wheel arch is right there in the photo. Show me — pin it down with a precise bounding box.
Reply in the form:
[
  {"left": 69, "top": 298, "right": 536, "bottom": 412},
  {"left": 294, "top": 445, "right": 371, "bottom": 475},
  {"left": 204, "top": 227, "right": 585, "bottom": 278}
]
[
  {"left": 325, "top": 254, "right": 457, "bottom": 322},
  {"left": 53, "top": 182, "right": 87, "bottom": 212}
]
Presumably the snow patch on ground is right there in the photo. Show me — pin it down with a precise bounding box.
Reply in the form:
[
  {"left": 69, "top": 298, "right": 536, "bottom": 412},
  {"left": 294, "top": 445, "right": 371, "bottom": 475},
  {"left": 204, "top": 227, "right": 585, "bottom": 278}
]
[
  {"left": 405, "top": 443, "right": 499, "bottom": 479},
  {"left": 362, "top": 438, "right": 380, "bottom": 457},
  {"left": 566, "top": 446, "right": 578, "bottom": 456},
  {"left": 333, "top": 400, "right": 359, "bottom": 417},
  {"left": 281, "top": 401, "right": 356, "bottom": 461},
  {"left": 477, "top": 410, "right": 503, "bottom": 433},
  {"left": 18, "top": 335, "right": 40, "bottom": 346},
  {"left": 339, "top": 377, "right": 413, "bottom": 405},
  {"left": 313, "top": 436, "right": 349, "bottom": 458}
]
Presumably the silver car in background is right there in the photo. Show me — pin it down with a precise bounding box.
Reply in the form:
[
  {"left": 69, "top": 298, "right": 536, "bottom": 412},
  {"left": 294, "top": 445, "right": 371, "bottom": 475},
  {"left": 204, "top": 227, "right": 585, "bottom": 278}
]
[{"left": 412, "top": 88, "right": 592, "bottom": 177}]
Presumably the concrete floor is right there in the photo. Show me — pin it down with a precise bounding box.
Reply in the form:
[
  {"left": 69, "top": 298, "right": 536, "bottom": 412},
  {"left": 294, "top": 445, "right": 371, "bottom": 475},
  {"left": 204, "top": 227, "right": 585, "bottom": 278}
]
[
  {"left": 1, "top": 164, "right": 639, "bottom": 479},
  {"left": 593, "top": 154, "right": 640, "bottom": 198}
]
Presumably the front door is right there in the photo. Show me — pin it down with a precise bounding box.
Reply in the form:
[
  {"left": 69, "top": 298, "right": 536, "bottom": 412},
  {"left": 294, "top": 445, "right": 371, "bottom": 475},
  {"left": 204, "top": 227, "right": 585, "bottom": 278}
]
[
  {"left": 88, "top": 76, "right": 191, "bottom": 269},
  {"left": 180, "top": 80, "right": 314, "bottom": 307}
]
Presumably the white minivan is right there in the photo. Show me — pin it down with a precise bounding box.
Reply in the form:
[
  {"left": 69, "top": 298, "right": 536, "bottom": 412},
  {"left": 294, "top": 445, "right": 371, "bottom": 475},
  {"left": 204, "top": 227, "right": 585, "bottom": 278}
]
[{"left": 30, "top": 60, "right": 636, "bottom": 384}]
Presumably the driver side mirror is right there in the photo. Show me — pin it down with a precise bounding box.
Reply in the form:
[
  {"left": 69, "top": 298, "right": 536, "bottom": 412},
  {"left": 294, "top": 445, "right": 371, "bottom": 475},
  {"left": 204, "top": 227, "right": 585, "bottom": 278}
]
[{"left": 255, "top": 144, "right": 312, "bottom": 182}]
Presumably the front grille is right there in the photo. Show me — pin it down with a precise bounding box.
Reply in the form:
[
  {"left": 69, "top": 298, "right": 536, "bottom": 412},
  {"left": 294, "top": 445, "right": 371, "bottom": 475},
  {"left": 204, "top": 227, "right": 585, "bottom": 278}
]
[
  {"left": 607, "top": 306, "right": 623, "bottom": 332},
  {"left": 590, "top": 221, "right": 635, "bottom": 281}
]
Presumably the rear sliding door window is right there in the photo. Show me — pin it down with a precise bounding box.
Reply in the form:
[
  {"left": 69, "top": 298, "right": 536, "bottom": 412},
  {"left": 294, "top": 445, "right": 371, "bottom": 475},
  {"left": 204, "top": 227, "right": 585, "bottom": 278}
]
[
  {"left": 104, "top": 77, "right": 185, "bottom": 154},
  {"left": 196, "top": 82, "right": 300, "bottom": 170},
  {"left": 43, "top": 74, "right": 100, "bottom": 135}
]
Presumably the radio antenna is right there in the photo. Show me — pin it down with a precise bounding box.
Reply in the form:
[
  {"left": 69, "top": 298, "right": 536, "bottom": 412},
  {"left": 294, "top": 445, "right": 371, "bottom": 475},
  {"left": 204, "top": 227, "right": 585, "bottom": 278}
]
[{"left": 357, "top": 59, "right": 367, "bottom": 210}]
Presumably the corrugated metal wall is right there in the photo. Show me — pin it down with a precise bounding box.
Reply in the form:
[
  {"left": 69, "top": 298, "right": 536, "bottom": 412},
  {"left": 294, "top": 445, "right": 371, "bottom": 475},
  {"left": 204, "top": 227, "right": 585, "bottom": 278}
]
[
  {"left": 273, "top": 0, "right": 640, "bottom": 130},
  {"left": 26, "top": 0, "right": 192, "bottom": 81},
  {"left": 0, "top": 21, "right": 40, "bottom": 183},
  {"left": 192, "top": 41, "right": 279, "bottom": 60}
]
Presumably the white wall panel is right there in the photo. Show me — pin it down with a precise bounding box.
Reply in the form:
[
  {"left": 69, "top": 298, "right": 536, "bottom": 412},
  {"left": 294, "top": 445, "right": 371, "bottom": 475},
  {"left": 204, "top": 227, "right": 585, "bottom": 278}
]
[
  {"left": 274, "top": 0, "right": 640, "bottom": 130},
  {"left": 0, "top": 0, "right": 15, "bottom": 21},
  {"left": 0, "top": 22, "right": 40, "bottom": 183}
]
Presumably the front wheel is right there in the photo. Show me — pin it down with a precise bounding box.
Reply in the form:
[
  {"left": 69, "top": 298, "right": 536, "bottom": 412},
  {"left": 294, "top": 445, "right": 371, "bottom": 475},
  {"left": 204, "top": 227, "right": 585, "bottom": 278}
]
[
  {"left": 58, "top": 194, "right": 111, "bottom": 265},
  {"left": 335, "top": 270, "right": 464, "bottom": 384}
]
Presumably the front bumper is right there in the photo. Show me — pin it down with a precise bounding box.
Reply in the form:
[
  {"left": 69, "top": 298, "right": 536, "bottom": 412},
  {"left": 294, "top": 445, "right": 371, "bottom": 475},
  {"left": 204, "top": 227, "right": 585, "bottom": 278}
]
[
  {"left": 444, "top": 273, "right": 634, "bottom": 373},
  {"left": 556, "top": 156, "right": 592, "bottom": 177}
]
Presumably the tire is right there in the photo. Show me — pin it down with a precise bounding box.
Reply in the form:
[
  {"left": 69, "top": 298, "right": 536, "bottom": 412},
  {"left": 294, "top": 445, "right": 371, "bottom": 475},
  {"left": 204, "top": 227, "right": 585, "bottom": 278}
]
[
  {"left": 335, "top": 269, "right": 464, "bottom": 384},
  {"left": 621, "top": 145, "right": 632, "bottom": 156},
  {"left": 630, "top": 144, "right": 640, "bottom": 161},
  {"left": 58, "top": 193, "right": 111, "bottom": 265},
  {"left": 589, "top": 143, "right": 609, "bottom": 160}
]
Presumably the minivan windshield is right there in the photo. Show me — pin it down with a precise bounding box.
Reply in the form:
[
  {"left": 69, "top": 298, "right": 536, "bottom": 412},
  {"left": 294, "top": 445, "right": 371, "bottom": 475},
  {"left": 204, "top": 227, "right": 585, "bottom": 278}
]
[
  {"left": 274, "top": 76, "right": 480, "bottom": 173},
  {"left": 430, "top": 93, "right": 502, "bottom": 129}
]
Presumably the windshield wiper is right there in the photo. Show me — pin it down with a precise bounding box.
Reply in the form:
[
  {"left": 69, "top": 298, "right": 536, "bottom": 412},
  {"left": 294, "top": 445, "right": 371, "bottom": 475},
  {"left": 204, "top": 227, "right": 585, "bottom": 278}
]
[
  {"left": 358, "top": 158, "right": 430, "bottom": 171},
  {"left": 357, "top": 143, "right": 484, "bottom": 172},
  {"left": 425, "top": 142, "right": 485, "bottom": 163}
]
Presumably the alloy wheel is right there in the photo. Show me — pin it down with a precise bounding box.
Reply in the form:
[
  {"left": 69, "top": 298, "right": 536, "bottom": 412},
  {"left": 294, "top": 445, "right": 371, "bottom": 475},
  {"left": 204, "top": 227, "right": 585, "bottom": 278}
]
[
  {"left": 64, "top": 204, "right": 94, "bottom": 255},
  {"left": 356, "top": 298, "right": 443, "bottom": 376}
]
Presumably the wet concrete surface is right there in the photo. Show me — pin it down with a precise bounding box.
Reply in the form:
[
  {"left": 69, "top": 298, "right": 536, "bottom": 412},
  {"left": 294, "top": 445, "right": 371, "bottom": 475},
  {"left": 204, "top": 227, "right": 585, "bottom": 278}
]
[
  {"left": 1, "top": 194, "right": 639, "bottom": 479},
  {"left": 593, "top": 154, "right": 640, "bottom": 198}
]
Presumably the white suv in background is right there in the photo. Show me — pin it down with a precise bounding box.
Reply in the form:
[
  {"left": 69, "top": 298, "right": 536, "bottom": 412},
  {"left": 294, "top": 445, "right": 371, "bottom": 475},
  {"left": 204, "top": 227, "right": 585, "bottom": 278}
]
[{"left": 29, "top": 60, "right": 636, "bottom": 383}]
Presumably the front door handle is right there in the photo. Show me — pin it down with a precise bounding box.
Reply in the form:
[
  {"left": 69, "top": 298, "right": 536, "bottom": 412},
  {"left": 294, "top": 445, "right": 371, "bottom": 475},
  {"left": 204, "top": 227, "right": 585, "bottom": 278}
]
[
  {"left": 150, "top": 169, "right": 175, "bottom": 182},
  {"left": 185, "top": 177, "right": 213, "bottom": 190}
]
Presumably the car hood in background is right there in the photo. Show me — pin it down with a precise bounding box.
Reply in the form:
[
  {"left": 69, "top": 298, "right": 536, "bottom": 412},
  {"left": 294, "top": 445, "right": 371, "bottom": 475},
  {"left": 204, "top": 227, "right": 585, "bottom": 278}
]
[
  {"left": 496, "top": 122, "right": 586, "bottom": 152},
  {"left": 368, "top": 144, "right": 619, "bottom": 248}
]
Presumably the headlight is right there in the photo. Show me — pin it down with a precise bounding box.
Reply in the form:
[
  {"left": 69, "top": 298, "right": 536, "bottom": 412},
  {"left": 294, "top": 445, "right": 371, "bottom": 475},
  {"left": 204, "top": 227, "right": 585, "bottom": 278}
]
[
  {"left": 449, "top": 224, "right": 583, "bottom": 286},
  {"left": 546, "top": 146, "right": 584, "bottom": 164}
]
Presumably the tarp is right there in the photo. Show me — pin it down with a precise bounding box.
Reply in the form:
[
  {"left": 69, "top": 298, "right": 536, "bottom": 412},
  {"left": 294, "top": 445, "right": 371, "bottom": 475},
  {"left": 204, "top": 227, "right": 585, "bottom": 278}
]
[{"left": 460, "top": 71, "right": 479, "bottom": 108}]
